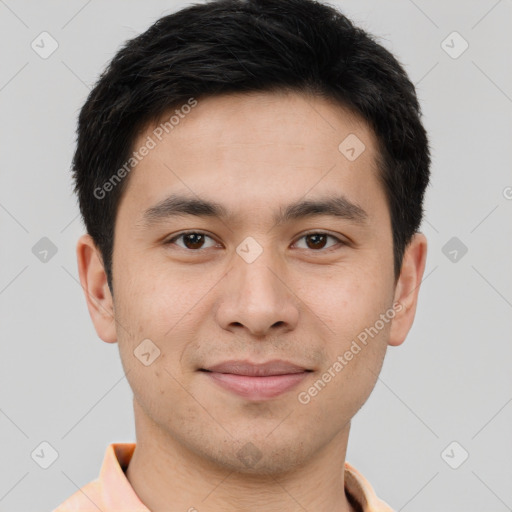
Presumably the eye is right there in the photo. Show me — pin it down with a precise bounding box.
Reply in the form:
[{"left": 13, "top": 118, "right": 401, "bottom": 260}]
[
  {"left": 165, "top": 231, "right": 219, "bottom": 250},
  {"left": 293, "top": 232, "right": 344, "bottom": 251},
  {"left": 165, "top": 231, "right": 346, "bottom": 252}
]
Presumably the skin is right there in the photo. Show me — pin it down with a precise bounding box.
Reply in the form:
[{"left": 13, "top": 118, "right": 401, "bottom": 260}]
[{"left": 77, "top": 91, "right": 427, "bottom": 512}]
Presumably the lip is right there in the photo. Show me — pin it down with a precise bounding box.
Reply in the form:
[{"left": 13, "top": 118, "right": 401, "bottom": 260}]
[
  {"left": 203, "top": 359, "right": 310, "bottom": 376},
  {"left": 200, "top": 359, "right": 312, "bottom": 400}
]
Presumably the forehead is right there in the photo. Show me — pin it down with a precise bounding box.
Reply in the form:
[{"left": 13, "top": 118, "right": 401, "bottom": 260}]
[
  {"left": 148, "top": 91, "right": 375, "bottom": 161},
  {"left": 118, "top": 91, "right": 386, "bottom": 225}
]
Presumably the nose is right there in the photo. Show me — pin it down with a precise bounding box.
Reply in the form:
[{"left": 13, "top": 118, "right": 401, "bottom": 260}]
[{"left": 215, "top": 249, "right": 300, "bottom": 338}]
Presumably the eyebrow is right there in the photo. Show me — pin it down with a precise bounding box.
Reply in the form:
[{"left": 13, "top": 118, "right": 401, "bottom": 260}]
[{"left": 140, "top": 193, "right": 369, "bottom": 228}]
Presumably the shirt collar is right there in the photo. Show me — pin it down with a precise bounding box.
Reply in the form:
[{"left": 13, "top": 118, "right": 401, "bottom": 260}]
[{"left": 99, "top": 443, "right": 149, "bottom": 511}]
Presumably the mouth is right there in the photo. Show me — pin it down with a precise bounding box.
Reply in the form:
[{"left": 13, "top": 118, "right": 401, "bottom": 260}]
[{"left": 199, "top": 360, "right": 313, "bottom": 400}]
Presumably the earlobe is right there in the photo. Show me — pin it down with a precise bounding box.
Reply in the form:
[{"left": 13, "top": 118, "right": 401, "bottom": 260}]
[
  {"left": 388, "top": 232, "right": 428, "bottom": 347},
  {"left": 76, "top": 234, "right": 117, "bottom": 344}
]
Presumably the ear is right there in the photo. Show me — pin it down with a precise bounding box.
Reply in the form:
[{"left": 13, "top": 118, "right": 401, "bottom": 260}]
[
  {"left": 76, "top": 234, "right": 117, "bottom": 344},
  {"left": 388, "top": 232, "right": 428, "bottom": 347}
]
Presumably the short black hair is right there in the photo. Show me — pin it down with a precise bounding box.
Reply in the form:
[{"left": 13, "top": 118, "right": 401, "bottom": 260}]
[{"left": 72, "top": 0, "right": 430, "bottom": 292}]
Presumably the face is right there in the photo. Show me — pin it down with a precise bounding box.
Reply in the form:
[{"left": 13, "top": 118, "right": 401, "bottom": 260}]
[{"left": 78, "top": 91, "right": 427, "bottom": 474}]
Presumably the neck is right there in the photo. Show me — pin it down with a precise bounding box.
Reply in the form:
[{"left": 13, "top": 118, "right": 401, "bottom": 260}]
[{"left": 126, "top": 399, "right": 356, "bottom": 512}]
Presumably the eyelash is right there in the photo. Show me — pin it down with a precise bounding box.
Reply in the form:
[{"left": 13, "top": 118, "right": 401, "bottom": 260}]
[{"left": 165, "top": 230, "right": 346, "bottom": 252}]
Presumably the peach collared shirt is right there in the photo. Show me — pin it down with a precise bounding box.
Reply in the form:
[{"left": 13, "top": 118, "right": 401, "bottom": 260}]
[{"left": 52, "top": 443, "right": 394, "bottom": 511}]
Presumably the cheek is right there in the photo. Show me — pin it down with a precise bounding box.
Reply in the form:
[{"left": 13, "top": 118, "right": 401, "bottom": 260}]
[
  {"left": 114, "top": 255, "right": 193, "bottom": 335},
  {"left": 294, "top": 259, "right": 391, "bottom": 330},
  {"left": 297, "top": 320, "right": 388, "bottom": 426},
  {"left": 113, "top": 259, "right": 217, "bottom": 390},
  {"left": 295, "top": 262, "right": 392, "bottom": 387}
]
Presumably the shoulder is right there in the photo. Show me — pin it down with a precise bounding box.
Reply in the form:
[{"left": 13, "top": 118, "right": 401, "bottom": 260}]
[{"left": 51, "top": 479, "right": 102, "bottom": 512}]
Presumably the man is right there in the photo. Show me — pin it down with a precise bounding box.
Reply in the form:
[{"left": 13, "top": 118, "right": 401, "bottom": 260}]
[{"left": 53, "top": 0, "right": 430, "bottom": 510}]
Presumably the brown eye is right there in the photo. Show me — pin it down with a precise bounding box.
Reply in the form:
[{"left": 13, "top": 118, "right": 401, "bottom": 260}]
[
  {"left": 166, "top": 232, "right": 217, "bottom": 250},
  {"left": 305, "top": 233, "right": 327, "bottom": 249},
  {"left": 181, "top": 233, "right": 205, "bottom": 249},
  {"left": 294, "top": 232, "right": 342, "bottom": 251}
]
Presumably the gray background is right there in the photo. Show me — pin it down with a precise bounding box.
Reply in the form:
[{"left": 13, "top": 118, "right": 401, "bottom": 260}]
[{"left": 1, "top": 1, "right": 511, "bottom": 511}]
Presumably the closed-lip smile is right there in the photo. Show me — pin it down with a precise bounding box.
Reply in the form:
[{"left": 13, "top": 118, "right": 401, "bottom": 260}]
[{"left": 200, "top": 359, "right": 312, "bottom": 400}]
